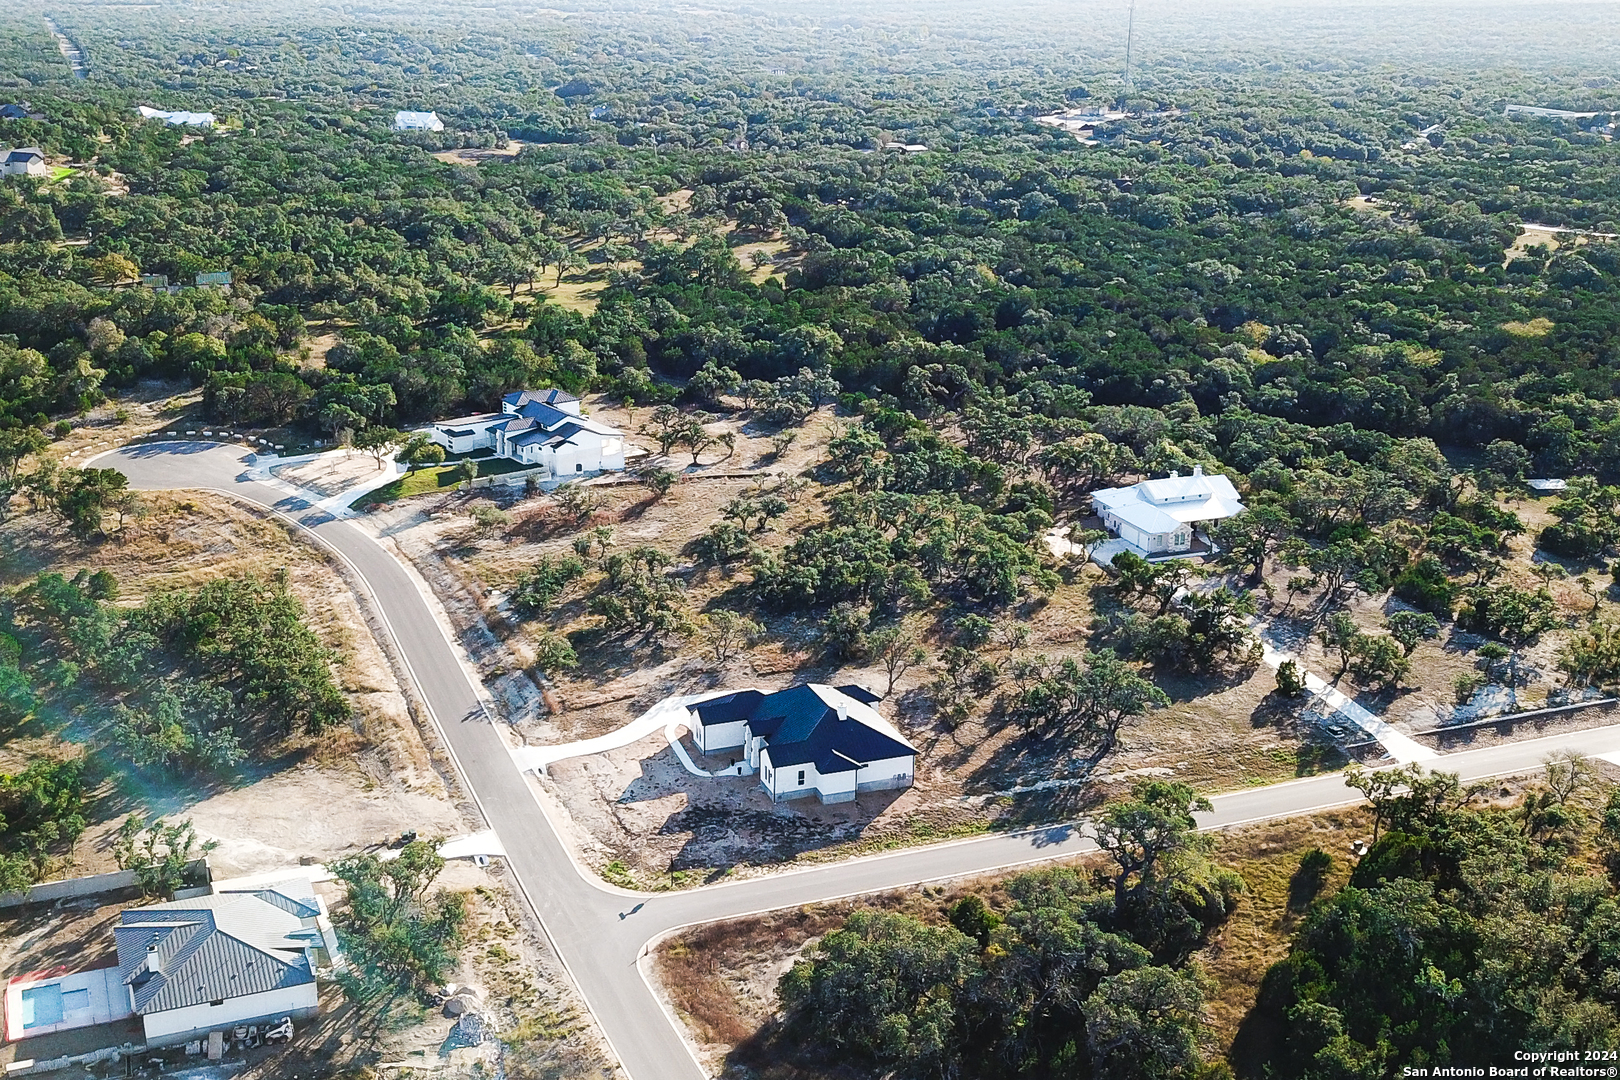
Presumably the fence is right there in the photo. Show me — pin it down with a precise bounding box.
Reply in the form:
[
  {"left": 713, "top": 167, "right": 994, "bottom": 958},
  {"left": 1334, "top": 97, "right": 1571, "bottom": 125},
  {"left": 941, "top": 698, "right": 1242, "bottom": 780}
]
[{"left": 0, "top": 859, "right": 211, "bottom": 910}]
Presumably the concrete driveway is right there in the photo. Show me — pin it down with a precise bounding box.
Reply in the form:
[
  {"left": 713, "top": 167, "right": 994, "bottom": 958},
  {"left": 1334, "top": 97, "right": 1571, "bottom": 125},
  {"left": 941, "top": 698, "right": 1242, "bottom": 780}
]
[{"left": 95, "top": 442, "right": 1620, "bottom": 1080}]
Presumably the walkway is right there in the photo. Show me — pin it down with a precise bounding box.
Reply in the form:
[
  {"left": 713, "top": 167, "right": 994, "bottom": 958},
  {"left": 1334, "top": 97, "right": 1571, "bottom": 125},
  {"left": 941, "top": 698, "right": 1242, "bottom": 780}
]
[
  {"left": 510, "top": 690, "right": 733, "bottom": 778},
  {"left": 1257, "top": 627, "right": 1435, "bottom": 764}
]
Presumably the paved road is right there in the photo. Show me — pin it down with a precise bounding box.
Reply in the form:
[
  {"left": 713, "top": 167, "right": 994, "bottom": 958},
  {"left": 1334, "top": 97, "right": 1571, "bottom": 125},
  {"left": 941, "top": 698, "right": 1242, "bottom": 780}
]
[{"left": 99, "top": 443, "right": 1620, "bottom": 1080}]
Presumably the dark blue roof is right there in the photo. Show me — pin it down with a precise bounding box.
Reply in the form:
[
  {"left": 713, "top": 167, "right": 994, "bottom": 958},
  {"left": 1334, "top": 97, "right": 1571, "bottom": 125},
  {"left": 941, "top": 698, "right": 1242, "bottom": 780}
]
[
  {"left": 692, "top": 689, "right": 765, "bottom": 727},
  {"left": 712, "top": 684, "right": 913, "bottom": 771},
  {"left": 835, "top": 684, "right": 882, "bottom": 704}
]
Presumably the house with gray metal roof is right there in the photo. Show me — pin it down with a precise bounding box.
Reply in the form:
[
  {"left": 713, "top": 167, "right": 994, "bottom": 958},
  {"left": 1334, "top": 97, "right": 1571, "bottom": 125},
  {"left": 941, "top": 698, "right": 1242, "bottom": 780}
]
[
  {"left": 686, "top": 684, "right": 914, "bottom": 804},
  {"left": 114, "top": 879, "right": 332, "bottom": 1046}
]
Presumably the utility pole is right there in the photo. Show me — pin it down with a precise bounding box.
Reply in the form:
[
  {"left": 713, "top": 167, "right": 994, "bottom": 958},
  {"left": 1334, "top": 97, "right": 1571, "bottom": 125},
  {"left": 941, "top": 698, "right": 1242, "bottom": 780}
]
[{"left": 1121, "top": 0, "right": 1136, "bottom": 110}]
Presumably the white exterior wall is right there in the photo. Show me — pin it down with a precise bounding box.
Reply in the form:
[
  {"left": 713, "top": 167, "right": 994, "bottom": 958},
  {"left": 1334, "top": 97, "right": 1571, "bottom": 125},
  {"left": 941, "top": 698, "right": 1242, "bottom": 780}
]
[
  {"left": 816, "top": 769, "right": 858, "bottom": 804},
  {"left": 429, "top": 417, "right": 504, "bottom": 454},
  {"left": 1106, "top": 515, "right": 1190, "bottom": 555},
  {"left": 693, "top": 718, "right": 746, "bottom": 755},
  {"left": 507, "top": 433, "right": 624, "bottom": 476},
  {"left": 855, "top": 754, "right": 915, "bottom": 793},
  {"left": 141, "top": 983, "right": 318, "bottom": 1047},
  {"left": 759, "top": 749, "right": 819, "bottom": 802}
]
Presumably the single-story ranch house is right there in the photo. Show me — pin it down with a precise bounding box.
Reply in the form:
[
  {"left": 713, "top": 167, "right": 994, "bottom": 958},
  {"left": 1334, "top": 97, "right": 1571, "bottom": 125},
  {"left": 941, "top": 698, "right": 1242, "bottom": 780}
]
[
  {"left": 686, "top": 684, "right": 916, "bottom": 804},
  {"left": 115, "top": 878, "right": 333, "bottom": 1046},
  {"left": 5, "top": 878, "right": 335, "bottom": 1048},
  {"left": 394, "top": 110, "right": 445, "bottom": 131},
  {"left": 427, "top": 389, "right": 627, "bottom": 477},
  {"left": 1090, "top": 465, "right": 1245, "bottom": 558},
  {"left": 1, "top": 147, "right": 46, "bottom": 177}
]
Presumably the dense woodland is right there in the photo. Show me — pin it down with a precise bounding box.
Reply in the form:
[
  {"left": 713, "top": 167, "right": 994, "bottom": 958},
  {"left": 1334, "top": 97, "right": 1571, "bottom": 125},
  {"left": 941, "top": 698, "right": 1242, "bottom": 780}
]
[
  {"left": 778, "top": 761, "right": 1620, "bottom": 1078},
  {"left": 5, "top": 0, "right": 1620, "bottom": 1071}
]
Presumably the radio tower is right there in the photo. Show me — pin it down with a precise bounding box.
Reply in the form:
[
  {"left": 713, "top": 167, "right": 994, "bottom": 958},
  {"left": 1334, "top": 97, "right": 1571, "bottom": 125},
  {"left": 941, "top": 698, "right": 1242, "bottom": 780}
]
[{"left": 1120, "top": 0, "right": 1136, "bottom": 110}]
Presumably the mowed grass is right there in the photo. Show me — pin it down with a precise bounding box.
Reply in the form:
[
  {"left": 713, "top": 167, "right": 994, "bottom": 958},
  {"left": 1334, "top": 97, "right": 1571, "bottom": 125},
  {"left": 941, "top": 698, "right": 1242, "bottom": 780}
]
[
  {"left": 355, "top": 465, "right": 463, "bottom": 506},
  {"left": 355, "top": 457, "right": 537, "bottom": 507}
]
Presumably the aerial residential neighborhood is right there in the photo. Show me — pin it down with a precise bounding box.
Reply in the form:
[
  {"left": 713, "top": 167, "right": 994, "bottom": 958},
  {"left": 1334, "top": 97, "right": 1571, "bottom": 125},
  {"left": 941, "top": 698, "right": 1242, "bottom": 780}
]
[{"left": 4, "top": 2, "right": 1620, "bottom": 1080}]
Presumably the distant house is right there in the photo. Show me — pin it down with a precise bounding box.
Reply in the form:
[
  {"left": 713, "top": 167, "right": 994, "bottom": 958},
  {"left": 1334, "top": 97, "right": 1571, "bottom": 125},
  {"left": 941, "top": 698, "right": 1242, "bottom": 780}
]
[
  {"left": 114, "top": 879, "right": 334, "bottom": 1047},
  {"left": 1090, "top": 465, "right": 1245, "bottom": 558},
  {"left": 685, "top": 684, "right": 915, "bottom": 805},
  {"left": 1, "top": 147, "right": 46, "bottom": 177},
  {"left": 138, "top": 106, "right": 216, "bottom": 127},
  {"left": 394, "top": 110, "right": 444, "bottom": 132},
  {"left": 427, "top": 389, "right": 626, "bottom": 477},
  {"left": 0, "top": 103, "right": 31, "bottom": 120}
]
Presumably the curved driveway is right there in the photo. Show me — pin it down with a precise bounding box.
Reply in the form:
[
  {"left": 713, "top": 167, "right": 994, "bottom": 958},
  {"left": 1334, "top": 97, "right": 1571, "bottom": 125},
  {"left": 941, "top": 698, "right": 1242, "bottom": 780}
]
[{"left": 99, "top": 443, "right": 1620, "bottom": 1080}]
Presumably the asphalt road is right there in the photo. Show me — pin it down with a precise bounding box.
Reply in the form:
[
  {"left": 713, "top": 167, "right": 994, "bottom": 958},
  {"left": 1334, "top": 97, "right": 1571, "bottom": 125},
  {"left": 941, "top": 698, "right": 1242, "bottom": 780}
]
[{"left": 99, "top": 442, "right": 1620, "bottom": 1080}]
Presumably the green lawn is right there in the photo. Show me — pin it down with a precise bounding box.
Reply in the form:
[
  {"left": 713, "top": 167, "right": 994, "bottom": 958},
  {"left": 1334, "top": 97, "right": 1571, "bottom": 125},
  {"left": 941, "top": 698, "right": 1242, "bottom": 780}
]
[
  {"left": 354, "top": 457, "right": 537, "bottom": 507},
  {"left": 354, "top": 465, "right": 463, "bottom": 507}
]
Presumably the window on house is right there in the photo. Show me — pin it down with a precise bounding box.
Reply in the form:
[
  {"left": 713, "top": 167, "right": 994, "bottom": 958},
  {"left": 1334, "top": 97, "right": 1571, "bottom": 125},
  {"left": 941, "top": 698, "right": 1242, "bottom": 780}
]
[
  {"left": 575, "top": 462, "right": 583, "bottom": 472},
  {"left": 210, "top": 999, "right": 225, "bottom": 1007},
  {"left": 798, "top": 770, "right": 805, "bottom": 785}
]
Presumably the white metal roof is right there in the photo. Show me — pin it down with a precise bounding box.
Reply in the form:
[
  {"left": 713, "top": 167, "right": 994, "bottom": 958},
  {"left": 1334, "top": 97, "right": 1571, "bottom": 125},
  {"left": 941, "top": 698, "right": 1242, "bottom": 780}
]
[{"left": 1092, "top": 466, "right": 1245, "bottom": 531}]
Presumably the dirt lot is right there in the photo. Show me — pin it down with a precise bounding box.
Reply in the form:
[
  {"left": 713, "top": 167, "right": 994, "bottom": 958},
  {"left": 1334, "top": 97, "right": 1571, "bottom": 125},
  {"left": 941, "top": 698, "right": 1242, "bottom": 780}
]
[
  {"left": 0, "top": 487, "right": 459, "bottom": 880},
  {"left": 432, "top": 141, "right": 525, "bottom": 167},
  {"left": 271, "top": 451, "right": 389, "bottom": 499}
]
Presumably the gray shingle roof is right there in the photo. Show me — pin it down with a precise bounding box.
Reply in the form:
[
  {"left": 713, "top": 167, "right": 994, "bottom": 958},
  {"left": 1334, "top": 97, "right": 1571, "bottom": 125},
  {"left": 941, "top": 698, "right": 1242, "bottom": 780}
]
[{"left": 116, "top": 883, "right": 320, "bottom": 1014}]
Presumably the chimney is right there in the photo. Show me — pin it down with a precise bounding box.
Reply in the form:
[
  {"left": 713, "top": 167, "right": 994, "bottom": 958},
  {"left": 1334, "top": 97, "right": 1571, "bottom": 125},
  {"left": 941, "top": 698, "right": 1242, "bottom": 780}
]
[
  {"left": 836, "top": 701, "right": 849, "bottom": 722},
  {"left": 1168, "top": 470, "right": 1179, "bottom": 478},
  {"left": 1193, "top": 463, "right": 1203, "bottom": 477},
  {"left": 146, "top": 944, "right": 163, "bottom": 977}
]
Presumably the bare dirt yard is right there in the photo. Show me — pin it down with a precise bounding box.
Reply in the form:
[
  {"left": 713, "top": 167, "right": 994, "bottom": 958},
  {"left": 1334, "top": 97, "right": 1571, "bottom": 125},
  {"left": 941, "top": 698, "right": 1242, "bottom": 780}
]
[
  {"left": 271, "top": 449, "right": 390, "bottom": 499},
  {"left": 432, "top": 141, "right": 525, "bottom": 167}
]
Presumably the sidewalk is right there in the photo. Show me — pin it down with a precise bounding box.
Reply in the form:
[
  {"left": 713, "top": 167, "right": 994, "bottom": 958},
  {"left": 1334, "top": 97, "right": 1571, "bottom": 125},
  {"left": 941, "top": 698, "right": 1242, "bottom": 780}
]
[
  {"left": 1257, "top": 626, "right": 1436, "bottom": 764},
  {"left": 511, "top": 690, "right": 740, "bottom": 777}
]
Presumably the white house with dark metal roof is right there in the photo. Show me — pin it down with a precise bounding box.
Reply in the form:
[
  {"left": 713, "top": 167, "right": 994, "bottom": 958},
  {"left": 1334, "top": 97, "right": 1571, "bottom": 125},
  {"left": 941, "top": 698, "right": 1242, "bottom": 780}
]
[
  {"left": 686, "top": 684, "right": 915, "bottom": 804},
  {"left": 426, "top": 389, "right": 627, "bottom": 478},
  {"left": 1, "top": 147, "right": 46, "bottom": 177},
  {"left": 115, "top": 879, "right": 332, "bottom": 1046},
  {"left": 1089, "top": 465, "right": 1244, "bottom": 558}
]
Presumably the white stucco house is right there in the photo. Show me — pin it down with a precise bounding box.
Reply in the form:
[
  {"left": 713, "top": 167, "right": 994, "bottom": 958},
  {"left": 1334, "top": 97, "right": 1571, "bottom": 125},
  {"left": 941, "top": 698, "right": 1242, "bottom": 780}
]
[
  {"left": 1, "top": 147, "right": 46, "bottom": 177},
  {"left": 1090, "top": 465, "right": 1244, "bottom": 558},
  {"left": 137, "top": 106, "right": 216, "bottom": 127},
  {"left": 394, "top": 110, "right": 445, "bottom": 131},
  {"left": 685, "top": 684, "right": 915, "bottom": 805},
  {"left": 114, "top": 879, "right": 335, "bottom": 1047},
  {"left": 427, "top": 389, "right": 627, "bottom": 477}
]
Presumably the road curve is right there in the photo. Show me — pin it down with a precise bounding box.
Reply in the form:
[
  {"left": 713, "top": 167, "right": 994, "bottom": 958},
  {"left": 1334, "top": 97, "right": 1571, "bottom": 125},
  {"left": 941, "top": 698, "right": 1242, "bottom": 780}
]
[{"left": 98, "top": 443, "right": 1620, "bottom": 1080}]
